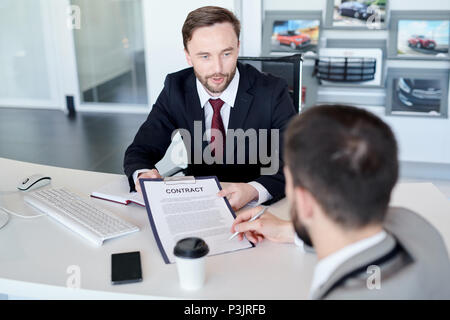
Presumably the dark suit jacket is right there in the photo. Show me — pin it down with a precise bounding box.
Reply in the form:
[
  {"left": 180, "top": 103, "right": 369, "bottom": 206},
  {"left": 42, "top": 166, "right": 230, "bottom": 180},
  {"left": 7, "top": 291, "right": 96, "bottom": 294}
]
[{"left": 124, "top": 62, "right": 297, "bottom": 201}]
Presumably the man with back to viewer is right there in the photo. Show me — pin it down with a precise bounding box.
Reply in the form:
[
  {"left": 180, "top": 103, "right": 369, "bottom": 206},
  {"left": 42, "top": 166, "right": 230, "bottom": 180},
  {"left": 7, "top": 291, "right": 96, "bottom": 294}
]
[{"left": 231, "top": 104, "right": 450, "bottom": 299}]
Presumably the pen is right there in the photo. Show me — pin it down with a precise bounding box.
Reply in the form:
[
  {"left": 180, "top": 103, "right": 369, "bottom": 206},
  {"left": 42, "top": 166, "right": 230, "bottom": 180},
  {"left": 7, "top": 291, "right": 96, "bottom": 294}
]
[{"left": 228, "top": 206, "right": 268, "bottom": 241}]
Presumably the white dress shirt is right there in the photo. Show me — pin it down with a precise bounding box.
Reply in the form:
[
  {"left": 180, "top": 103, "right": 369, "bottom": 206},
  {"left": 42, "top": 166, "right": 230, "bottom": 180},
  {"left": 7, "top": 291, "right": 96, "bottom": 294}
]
[
  {"left": 134, "top": 68, "right": 272, "bottom": 205},
  {"left": 294, "top": 230, "right": 387, "bottom": 299}
]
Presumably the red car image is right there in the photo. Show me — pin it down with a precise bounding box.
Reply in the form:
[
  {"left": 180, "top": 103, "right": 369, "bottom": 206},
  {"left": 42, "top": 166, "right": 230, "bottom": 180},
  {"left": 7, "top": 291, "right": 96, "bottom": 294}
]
[
  {"left": 408, "top": 35, "right": 436, "bottom": 49},
  {"left": 276, "top": 31, "right": 311, "bottom": 50}
]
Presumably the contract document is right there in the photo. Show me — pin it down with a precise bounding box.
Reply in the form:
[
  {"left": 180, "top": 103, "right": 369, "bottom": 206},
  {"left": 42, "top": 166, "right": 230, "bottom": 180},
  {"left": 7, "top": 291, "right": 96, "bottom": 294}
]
[{"left": 140, "top": 176, "right": 253, "bottom": 264}]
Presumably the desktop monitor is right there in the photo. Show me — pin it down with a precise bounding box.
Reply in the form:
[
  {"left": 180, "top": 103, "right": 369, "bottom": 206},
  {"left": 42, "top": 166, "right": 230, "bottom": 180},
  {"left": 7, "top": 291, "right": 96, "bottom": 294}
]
[{"left": 238, "top": 54, "right": 303, "bottom": 112}]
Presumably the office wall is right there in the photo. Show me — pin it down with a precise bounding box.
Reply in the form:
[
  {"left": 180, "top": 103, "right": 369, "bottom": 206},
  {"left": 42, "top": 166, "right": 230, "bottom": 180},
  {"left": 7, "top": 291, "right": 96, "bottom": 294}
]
[
  {"left": 72, "top": 0, "right": 145, "bottom": 92},
  {"left": 241, "top": 0, "right": 262, "bottom": 56},
  {"left": 263, "top": 0, "right": 450, "bottom": 12},
  {"left": 260, "top": 0, "right": 450, "bottom": 168},
  {"left": 62, "top": 0, "right": 450, "bottom": 169},
  {"left": 382, "top": 1, "right": 450, "bottom": 165},
  {"left": 6, "top": 0, "right": 446, "bottom": 173},
  {"left": 142, "top": 0, "right": 450, "bottom": 169},
  {"left": 0, "top": 0, "right": 53, "bottom": 101},
  {"left": 264, "top": 0, "right": 325, "bottom": 11}
]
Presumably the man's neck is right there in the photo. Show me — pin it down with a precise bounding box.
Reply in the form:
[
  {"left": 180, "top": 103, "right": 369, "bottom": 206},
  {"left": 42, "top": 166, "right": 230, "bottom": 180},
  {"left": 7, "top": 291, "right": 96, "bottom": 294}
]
[{"left": 313, "top": 223, "right": 384, "bottom": 261}]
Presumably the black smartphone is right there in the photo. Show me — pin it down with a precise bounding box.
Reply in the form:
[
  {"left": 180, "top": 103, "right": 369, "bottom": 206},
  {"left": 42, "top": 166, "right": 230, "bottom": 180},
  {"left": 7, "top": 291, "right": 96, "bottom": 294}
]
[{"left": 111, "top": 251, "right": 143, "bottom": 285}]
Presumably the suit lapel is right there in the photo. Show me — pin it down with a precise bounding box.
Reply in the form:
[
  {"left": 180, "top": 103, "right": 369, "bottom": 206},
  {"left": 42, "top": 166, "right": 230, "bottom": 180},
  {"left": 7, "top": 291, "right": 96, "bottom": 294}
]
[
  {"left": 184, "top": 72, "right": 207, "bottom": 152},
  {"left": 227, "top": 63, "right": 254, "bottom": 132},
  {"left": 311, "top": 232, "right": 398, "bottom": 300}
]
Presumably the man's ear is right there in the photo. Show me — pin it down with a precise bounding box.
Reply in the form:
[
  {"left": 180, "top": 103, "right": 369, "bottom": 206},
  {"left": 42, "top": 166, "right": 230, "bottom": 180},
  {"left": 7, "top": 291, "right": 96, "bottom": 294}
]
[
  {"left": 294, "top": 186, "right": 315, "bottom": 225},
  {"left": 184, "top": 48, "right": 193, "bottom": 67}
]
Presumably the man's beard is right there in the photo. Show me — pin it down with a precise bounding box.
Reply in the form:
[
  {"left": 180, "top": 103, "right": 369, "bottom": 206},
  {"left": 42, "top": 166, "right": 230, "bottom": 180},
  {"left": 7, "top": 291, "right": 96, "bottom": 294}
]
[
  {"left": 195, "top": 66, "right": 236, "bottom": 94},
  {"left": 290, "top": 199, "right": 314, "bottom": 248}
]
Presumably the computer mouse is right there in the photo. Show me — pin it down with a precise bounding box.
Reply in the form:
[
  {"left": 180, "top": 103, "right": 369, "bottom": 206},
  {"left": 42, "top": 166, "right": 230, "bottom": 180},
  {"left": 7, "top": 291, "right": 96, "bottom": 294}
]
[{"left": 17, "top": 174, "right": 51, "bottom": 191}]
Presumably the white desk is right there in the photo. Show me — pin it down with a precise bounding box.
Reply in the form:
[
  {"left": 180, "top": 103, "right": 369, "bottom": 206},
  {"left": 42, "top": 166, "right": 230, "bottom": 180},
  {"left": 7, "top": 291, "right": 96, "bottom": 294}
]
[{"left": 1, "top": 157, "right": 449, "bottom": 299}]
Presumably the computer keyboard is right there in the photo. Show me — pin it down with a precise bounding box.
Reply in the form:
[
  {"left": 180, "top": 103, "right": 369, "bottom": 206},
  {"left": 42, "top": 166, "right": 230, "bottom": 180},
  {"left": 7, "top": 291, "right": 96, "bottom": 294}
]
[{"left": 24, "top": 188, "right": 139, "bottom": 246}]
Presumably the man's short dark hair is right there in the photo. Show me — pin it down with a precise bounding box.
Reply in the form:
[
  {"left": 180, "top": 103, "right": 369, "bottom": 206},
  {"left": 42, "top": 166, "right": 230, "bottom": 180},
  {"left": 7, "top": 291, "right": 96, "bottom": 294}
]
[
  {"left": 182, "top": 6, "right": 240, "bottom": 50},
  {"left": 284, "top": 104, "right": 399, "bottom": 229}
]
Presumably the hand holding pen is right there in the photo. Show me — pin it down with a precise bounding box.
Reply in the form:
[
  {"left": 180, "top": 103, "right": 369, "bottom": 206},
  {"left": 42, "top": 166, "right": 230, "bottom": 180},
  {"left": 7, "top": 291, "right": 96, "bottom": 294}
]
[
  {"left": 229, "top": 206, "right": 295, "bottom": 244},
  {"left": 229, "top": 206, "right": 268, "bottom": 241}
]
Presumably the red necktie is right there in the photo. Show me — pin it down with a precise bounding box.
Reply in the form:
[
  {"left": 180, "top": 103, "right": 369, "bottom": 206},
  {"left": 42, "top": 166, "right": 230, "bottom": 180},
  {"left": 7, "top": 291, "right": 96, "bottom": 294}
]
[{"left": 209, "top": 98, "right": 226, "bottom": 158}]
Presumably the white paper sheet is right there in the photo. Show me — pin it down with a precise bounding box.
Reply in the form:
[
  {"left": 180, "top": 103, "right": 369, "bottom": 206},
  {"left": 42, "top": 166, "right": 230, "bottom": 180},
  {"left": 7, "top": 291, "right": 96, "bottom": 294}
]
[{"left": 140, "top": 177, "right": 253, "bottom": 264}]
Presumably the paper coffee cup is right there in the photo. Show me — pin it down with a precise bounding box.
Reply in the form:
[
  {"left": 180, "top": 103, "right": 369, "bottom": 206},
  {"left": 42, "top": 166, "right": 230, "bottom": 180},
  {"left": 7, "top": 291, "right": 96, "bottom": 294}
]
[{"left": 174, "top": 237, "right": 209, "bottom": 290}]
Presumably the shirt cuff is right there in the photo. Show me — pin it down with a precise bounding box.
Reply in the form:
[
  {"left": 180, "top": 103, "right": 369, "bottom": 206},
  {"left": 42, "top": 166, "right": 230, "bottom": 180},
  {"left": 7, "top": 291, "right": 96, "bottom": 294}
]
[
  {"left": 132, "top": 169, "right": 151, "bottom": 185},
  {"left": 247, "top": 181, "right": 273, "bottom": 206}
]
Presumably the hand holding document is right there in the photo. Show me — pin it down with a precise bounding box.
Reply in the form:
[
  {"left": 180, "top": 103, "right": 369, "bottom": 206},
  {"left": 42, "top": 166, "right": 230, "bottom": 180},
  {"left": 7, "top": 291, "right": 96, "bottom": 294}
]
[{"left": 139, "top": 176, "right": 253, "bottom": 264}]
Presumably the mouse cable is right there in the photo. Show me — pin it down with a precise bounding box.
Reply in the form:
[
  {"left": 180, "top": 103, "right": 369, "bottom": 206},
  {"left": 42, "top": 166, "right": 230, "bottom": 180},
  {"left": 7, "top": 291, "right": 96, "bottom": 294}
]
[{"left": 0, "top": 206, "right": 47, "bottom": 219}]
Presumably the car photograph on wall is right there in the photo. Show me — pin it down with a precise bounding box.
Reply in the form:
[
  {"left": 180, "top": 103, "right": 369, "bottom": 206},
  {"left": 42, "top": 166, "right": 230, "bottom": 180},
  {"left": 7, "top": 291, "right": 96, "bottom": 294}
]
[
  {"left": 338, "top": 1, "right": 374, "bottom": 20},
  {"left": 394, "top": 78, "right": 441, "bottom": 113},
  {"left": 331, "top": 0, "right": 387, "bottom": 28},
  {"left": 408, "top": 35, "right": 436, "bottom": 49},
  {"left": 397, "top": 20, "right": 449, "bottom": 57},
  {"left": 276, "top": 31, "right": 311, "bottom": 49},
  {"left": 270, "top": 19, "right": 320, "bottom": 53}
]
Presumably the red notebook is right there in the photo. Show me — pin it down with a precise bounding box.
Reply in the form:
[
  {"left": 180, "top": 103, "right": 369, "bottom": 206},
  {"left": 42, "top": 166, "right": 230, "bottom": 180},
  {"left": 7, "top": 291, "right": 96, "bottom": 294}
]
[{"left": 90, "top": 176, "right": 145, "bottom": 207}]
